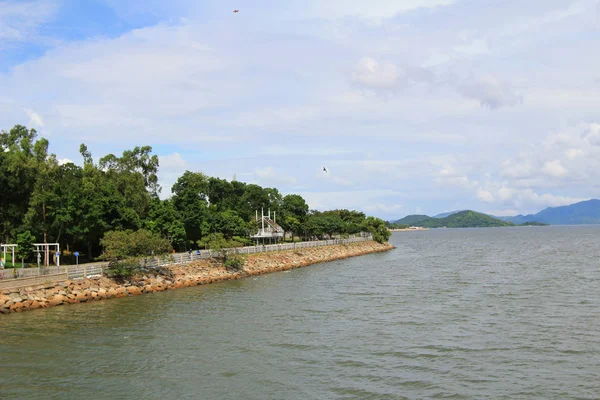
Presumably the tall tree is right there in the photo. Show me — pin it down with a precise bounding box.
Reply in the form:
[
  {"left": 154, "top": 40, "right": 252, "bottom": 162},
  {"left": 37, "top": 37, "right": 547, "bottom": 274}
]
[
  {"left": 0, "top": 125, "right": 43, "bottom": 242},
  {"left": 171, "top": 171, "right": 210, "bottom": 245}
]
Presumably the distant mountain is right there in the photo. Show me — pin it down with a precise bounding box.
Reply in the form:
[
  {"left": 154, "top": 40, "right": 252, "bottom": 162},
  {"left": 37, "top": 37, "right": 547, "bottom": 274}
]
[
  {"left": 501, "top": 199, "right": 600, "bottom": 225},
  {"left": 418, "top": 211, "right": 513, "bottom": 228},
  {"left": 433, "top": 210, "right": 465, "bottom": 218},
  {"left": 393, "top": 214, "right": 431, "bottom": 225},
  {"left": 392, "top": 199, "right": 600, "bottom": 227},
  {"left": 394, "top": 211, "right": 513, "bottom": 228}
]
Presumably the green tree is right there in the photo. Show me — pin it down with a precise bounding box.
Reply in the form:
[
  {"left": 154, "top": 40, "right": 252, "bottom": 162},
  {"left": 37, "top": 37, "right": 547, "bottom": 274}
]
[
  {"left": 0, "top": 125, "right": 45, "bottom": 242},
  {"left": 362, "top": 217, "right": 391, "bottom": 243},
  {"left": 172, "top": 171, "right": 210, "bottom": 245},
  {"left": 283, "top": 215, "right": 301, "bottom": 241},
  {"left": 211, "top": 210, "right": 247, "bottom": 239},
  {"left": 145, "top": 198, "right": 187, "bottom": 251},
  {"left": 239, "top": 184, "right": 269, "bottom": 221},
  {"left": 16, "top": 230, "right": 36, "bottom": 265},
  {"left": 101, "top": 229, "right": 173, "bottom": 280}
]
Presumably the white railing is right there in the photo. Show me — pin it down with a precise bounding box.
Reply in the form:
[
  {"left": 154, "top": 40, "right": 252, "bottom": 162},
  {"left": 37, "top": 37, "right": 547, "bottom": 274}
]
[{"left": 0, "top": 234, "right": 373, "bottom": 283}]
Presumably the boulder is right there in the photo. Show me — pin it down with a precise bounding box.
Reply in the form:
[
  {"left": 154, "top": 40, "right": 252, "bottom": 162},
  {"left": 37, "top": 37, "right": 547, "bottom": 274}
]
[
  {"left": 75, "top": 293, "right": 88, "bottom": 302},
  {"left": 48, "top": 295, "right": 65, "bottom": 306},
  {"left": 127, "top": 287, "right": 142, "bottom": 296}
]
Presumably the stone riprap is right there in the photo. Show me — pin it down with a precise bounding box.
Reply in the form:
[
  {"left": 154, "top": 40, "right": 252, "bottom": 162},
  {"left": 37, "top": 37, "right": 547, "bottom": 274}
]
[{"left": 0, "top": 241, "right": 393, "bottom": 315}]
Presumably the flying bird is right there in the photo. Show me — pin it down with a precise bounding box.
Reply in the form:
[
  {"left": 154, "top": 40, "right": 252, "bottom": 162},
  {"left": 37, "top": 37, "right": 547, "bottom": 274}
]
[
  {"left": 323, "top": 166, "right": 328, "bottom": 174},
  {"left": 233, "top": 9, "right": 239, "bottom": 13}
]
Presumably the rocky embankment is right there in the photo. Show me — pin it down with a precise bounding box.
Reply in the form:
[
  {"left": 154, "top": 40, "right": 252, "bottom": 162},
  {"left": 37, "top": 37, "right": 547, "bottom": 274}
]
[{"left": 1, "top": 241, "right": 393, "bottom": 315}]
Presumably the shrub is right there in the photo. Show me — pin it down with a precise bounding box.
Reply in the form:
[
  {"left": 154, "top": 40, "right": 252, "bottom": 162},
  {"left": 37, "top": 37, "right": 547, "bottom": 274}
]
[
  {"left": 107, "top": 258, "right": 142, "bottom": 282},
  {"left": 198, "top": 233, "right": 246, "bottom": 270}
]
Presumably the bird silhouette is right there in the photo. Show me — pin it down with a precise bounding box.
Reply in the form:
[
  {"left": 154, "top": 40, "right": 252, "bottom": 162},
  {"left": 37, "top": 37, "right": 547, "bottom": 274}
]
[
  {"left": 323, "top": 166, "right": 328, "bottom": 174},
  {"left": 233, "top": 9, "right": 239, "bottom": 13}
]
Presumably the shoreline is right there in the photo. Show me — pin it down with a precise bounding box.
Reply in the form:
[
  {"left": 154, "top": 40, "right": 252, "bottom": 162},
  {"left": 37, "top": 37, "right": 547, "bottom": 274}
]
[
  {"left": 389, "top": 228, "right": 429, "bottom": 232},
  {"left": 0, "top": 241, "right": 394, "bottom": 315}
]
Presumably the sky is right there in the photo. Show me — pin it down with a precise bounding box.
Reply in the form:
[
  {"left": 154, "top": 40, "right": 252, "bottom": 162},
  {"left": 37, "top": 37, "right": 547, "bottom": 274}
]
[{"left": 1, "top": 0, "right": 600, "bottom": 220}]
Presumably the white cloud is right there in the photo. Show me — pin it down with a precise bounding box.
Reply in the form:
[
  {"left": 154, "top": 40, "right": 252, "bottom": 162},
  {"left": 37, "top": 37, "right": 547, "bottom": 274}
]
[
  {"left": 458, "top": 75, "right": 522, "bottom": 109},
  {"left": 542, "top": 160, "right": 568, "bottom": 178},
  {"left": 157, "top": 152, "right": 188, "bottom": 198},
  {"left": 0, "top": 0, "right": 57, "bottom": 46},
  {"left": 25, "top": 108, "right": 44, "bottom": 127},
  {"left": 363, "top": 203, "right": 403, "bottom": 214},
  {"left": 565, "top": 148, "right": 584, "bottom": 160},
  {"left": 477, "top": 189, "right": 495, "bottom": 203},
  {"left": 57, "top": 158, "right": 73, "bottom": 165},
  {"left": 353, "top": 57, "right": 399, "bottom": 89},
  {"left": 317, "top": 170, "right": 354, "bottom": 187},
  {"left": 301, "top": 0, "right": 454, "bottom": 19},
  {"left": 159, "top": 152, "right": 187, "bottom": 169},
  {"left": 501, "top": 159, "right": 534, "bottom": 179},
  {"left": 255, "top": 167, "right": 297, "bottom": 185},
  {"left": 454, "top": 39, "right": 490, "bottom": 56}
]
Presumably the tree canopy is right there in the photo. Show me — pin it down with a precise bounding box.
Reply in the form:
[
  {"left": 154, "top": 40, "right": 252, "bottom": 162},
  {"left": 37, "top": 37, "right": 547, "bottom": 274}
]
[{"left": 0, "top": 124, "right": 391, "bottom": 260}]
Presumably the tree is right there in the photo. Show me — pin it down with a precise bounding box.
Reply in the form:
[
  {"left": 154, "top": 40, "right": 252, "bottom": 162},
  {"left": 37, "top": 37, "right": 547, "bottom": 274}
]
[
  {"left": 239, "top": 184, "right": 269, "bottom": 221},
  {"left": 283, "top": 216, "right": 301, "bottom": 242},
  {"left": 172, "top": 171, "right": 210, "bottom": 244},
  {"left": 280, "top": 194, "right": 308, "bottom": 239},
  {"left": 207, "top": 177, "right": 233, "bottom": 211},
  {"left": 100, "top": 229, "right": 172, "bottom": 261},
  {"left": 145, "top": 199, "right": 187, "bottom": 250},
  {"left": 282, "top": 194, "right": 309, "bottom": 221},
  {"left": 211, "top": 210, "right": 247, "bottom": 239},
  {"left": 362, "top": 217, "right": 391, "bottom": 243},
  {"left": 16, "top": 230, "right": 36, "bottom": 265},
  {"left": 100, "top": 229, "right": 173, "bottom": 281},
  {"left": 0, "top": 125, "right": 45, "bottom": 242}
]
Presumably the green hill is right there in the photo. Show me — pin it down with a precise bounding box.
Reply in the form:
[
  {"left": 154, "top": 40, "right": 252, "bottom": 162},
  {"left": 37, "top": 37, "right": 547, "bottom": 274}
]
[
  {"left": 412, "top": 210, "right": 514, "bottom": 228},
  {"left": 393, "top": 214, "right": 431, "bottom": 225}
]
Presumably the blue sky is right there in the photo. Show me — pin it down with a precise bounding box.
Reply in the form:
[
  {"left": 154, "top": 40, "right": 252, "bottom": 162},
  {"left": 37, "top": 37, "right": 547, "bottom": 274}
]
[{"left": 1, "top": 0, "right": 600, "bottom": 220}]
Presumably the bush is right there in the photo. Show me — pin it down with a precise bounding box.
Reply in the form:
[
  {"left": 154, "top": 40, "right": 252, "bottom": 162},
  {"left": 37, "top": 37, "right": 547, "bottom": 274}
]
[
  {"left": 107, "top": 258, "right": 142, "bottom": 282},
  {"left": 101, "top": 229, "right": 172, "bottom": 260},
  {"left": 198, "top": 233, "right": 246, "bottom": 270},
  {"left": 101, "top": 230, "right": 173, "bottom": 281},
  {"left": 223, "top": 253, "right": 246, "bottom": 270}
]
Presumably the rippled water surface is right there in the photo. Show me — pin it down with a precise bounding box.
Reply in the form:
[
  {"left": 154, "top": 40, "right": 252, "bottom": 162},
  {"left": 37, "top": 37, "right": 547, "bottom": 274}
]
[{"left": 1, "top": 226, "right": 599, "bottom": 399}]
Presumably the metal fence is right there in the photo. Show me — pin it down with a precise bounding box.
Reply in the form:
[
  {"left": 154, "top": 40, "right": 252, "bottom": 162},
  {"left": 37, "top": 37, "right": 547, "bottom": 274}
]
[{"left": 0, "top": 235, "right": 372, "bottom": 285}]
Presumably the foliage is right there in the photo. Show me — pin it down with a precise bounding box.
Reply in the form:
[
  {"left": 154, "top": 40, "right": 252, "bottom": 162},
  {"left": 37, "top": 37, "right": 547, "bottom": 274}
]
[
  {"left": 100, "top": 229, "right": 172, "bottom": 261},
  {"left": 1, "top": 123, "right": 391, "bottom": 259},
  {"left": 394, "top": 211, "right": 516, "bottom": 228},
  {"left": 15, "top": 230, "right": 36, "bottom": 262},
  {"left": 519, "top": 221, "right": 549, "bottom": 226},
  {"left": 198, "top": 233, "right": 245, "bottom": 270},
  {"left": 416, "top": 211, "right": 514, "bottom": 228},
  {"left": 392, "top": 214, "right": 431, "bottom": 225},
  {"left": 386, "top": 222, "right": 409, "bottom": 229},
  {"left": 362, "top": 217, "right": 391, "bottom": 243},
  {"left": 106, "top": 258, "right": 143, "bottom": 282},
  {"left": 101, "top": 229, "right": 172, "bottom": 281}
]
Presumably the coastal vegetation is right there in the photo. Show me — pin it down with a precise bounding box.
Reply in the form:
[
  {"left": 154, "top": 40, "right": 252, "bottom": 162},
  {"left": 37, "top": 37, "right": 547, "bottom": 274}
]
[
  {"left": 392, "top": 210, "right": 545, "bottom": 228},
  {"left": 0, "top": 125, "right": 389, "bottom": 266}
]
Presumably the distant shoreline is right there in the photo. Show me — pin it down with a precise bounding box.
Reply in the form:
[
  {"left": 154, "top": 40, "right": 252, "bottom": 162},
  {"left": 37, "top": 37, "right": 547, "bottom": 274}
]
[{"left": 389, "top": 228, "right": 429, "bottom": 232}]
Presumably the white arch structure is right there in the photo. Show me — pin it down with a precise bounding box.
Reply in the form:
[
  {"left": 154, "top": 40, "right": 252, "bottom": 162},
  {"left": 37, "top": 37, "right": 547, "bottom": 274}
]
[
  {"left": 1, "top": 244, "right": 17, "bottom": 268},
  {"left": 33, "top": 243, "right": 60, "bottom": 267}
]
